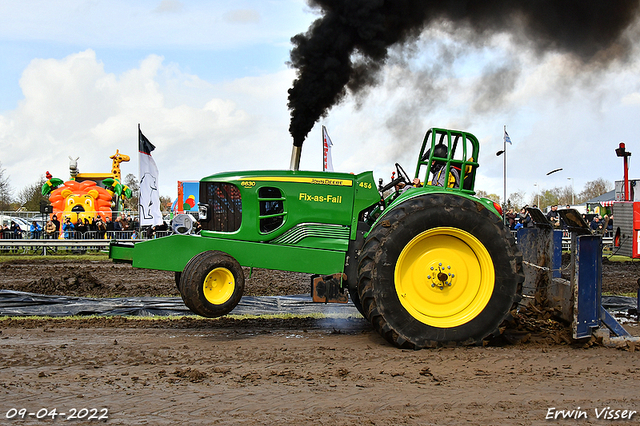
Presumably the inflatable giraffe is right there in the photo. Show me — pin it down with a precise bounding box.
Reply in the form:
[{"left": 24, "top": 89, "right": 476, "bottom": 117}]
[{"left": 109, "top": 150, "right": 130, "bottom": 181}]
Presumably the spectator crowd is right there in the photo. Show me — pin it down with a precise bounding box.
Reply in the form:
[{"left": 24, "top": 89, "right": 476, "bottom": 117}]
[
  {"left": 504, "top": 204, "right": 613, "bottom": 233},
  {"left": 0, "top": 213, "right": 160, "bottom": 240}
]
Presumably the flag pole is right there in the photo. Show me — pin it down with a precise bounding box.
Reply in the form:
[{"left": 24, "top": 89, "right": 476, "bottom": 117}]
[
  {"left": 137, "top": 123, "right": 141, "bottom": 234},
  {"left": 503, "top": 125, "right": 507, "bottom": 226},
  {"left": 322, "top": 125, "right": 325, "bottom": 172}
]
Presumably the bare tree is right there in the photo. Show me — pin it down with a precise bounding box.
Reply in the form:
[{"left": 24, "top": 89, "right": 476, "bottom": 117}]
[
  {"left": 507, "top": 190, "right": 526, "bottom": 210},
  {"left": 17, "top": 176, "right": 47, "bottom": 211},
  {"left": 475, "top": 189, "right": 501, "bottom": 204},
  {"left": 557, "top": 185, "right": 575, "bottom": 206},
  {"left": 578, "top": 178, "right": 613, "bottom": 203},
  {"left": 123, "top": 173, "right": 139, "bottom": 211},
  {"left": 0, "top": 162, "right": 13, "bottom": 210},
  {"left": 159, "top": 195, "right": 172, "bottom": 214},
  {"left": 538, "top": 190, "right": 560, "bottom": 210}
]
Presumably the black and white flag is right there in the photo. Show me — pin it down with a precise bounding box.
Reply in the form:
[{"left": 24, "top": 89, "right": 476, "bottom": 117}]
[{"left": 138, "top": 125, "right": 163, "bottom": 227}]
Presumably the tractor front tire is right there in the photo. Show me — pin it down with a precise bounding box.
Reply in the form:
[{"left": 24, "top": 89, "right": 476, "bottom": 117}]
[
  {"left": 358, "top": 193, "right": 523, "bottom": 349},
  {"left": 180, "top": 251, "right": 245, "bottom": 318}
]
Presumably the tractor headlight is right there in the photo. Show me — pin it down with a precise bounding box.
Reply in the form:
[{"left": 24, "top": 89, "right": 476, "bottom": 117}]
[{"left": 198, "top": 203, "right": 208, "bottom": 220}]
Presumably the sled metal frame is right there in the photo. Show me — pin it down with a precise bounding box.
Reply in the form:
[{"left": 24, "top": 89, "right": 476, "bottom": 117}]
[{"left": 558, "top": 210, "right": 631, "bottom": 339}]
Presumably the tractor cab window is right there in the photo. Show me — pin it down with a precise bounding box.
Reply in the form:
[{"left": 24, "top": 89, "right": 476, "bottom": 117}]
[
  {"left": 259, "top": 187, "right": 285, "bottom": 233},
  {"left": 200, "top": 183, "right": 242, "bottom": 232}
]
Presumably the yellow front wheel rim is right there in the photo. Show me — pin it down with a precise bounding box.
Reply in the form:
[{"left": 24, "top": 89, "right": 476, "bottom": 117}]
[
  {"left": 203, "top": 267, "right": 235, "bottom": 305},
  {"left": 394, "top": 227, "right": 494, "bottom": 328}
]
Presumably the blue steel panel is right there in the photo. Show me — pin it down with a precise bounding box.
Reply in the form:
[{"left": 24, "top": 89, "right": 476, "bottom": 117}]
[
  {"left": 516, "top": 228, "right": 540, "bottom": 262},
  {"left": 552, "top": 230, "right": 563, "bottom": 278},
  {"left": 600, "top": 307, "right": 631, "bottom": 337},
  {"left": 575, "top": 235, "right": 601, "bottom": 339}
]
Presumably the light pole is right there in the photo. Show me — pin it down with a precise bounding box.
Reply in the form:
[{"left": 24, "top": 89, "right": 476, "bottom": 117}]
[
  {"left": 567, "top": 177, "right": 574, "bottom": 206},
  {"left": 533, "top": 182, "right": 539, "bottom": 207},
  {"left": 497, "top": 125, "right": 512, "bottom": 225}
]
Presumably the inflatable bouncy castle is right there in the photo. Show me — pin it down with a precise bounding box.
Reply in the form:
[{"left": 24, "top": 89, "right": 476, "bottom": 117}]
[{"left": 41, "top": 151, "right": 133, "bottom": 238}]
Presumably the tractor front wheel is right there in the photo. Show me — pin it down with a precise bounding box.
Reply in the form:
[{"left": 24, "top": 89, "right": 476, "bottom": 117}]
[
  {"left": 358, "top": 194, "right": 523, "bottom": 348},
  {"left": 179, "top": 251, "right": 244, "bottom": 318}
]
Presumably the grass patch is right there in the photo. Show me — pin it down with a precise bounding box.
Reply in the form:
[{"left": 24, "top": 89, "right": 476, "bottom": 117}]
[
  {"left": 603, "top": 291, "right": 638, "bottom": 298},
  {"left": 604, "top": 255, "right": 640, "bottom": 262},
  {"left": 0, "top": 312, "right": 350, "bottom": 322}
]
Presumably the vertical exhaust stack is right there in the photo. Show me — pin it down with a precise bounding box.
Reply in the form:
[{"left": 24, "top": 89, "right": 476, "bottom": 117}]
[
  {"left": 289, "top": 144, "right": 302, "bottom": 171},
  {"left": 615, "top": 142, "right": 632, "bottom": 201}
]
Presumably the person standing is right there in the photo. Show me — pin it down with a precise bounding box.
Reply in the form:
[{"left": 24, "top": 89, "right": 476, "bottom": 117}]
[
  {"left": 505, "top": 208, "right": 517, "bottom": 229},
  {"left": 30, "top": 221, "right": 42, "bottom": 239},
  {"left": 44, "top": 220, "right": 56, "bottom": 239},
  {"left": 51, "top": 214, "right": 61, "bottom": 239},
  {"left": 62, "top": 217, "right": 75, "bottom": 239},
  {"left": 105, "top": 216, "right": 114, "bottom": 239},
  {"left": 95, "top": 217, "right": 107, "bottom": 239},
  {"left": 10, "top": 221, "right": 22, "bottom": 239},
  {"left": 76, "top": 217, "right": 87, "bottom": 238},
  {"left": 546, "top": 205, "right": 559, "bottom": 227}
]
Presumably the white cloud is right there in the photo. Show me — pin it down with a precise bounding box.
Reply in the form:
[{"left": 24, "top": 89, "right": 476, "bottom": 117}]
[
  {"left": 223, "top": 9, "right": 261, "bottom": 24},
  {"left": 153, "top": 0, "right": 184, "bottom": 14},
  {"left": 621, "top": 92, "right": 640, "bottom": 105},
  {"left": 0, "top": 49, "right": 296, "bottom": 199}
]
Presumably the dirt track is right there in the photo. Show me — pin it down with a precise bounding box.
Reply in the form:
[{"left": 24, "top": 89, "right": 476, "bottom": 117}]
[
  {"left": 0, "top": 258, "right": 311, "bottom": 298},
  {"left": 1, "top": 257, "right": 640, "bottom": 425},
  {"left": 2, "top": 318, "right": 640, "bottom": 425},
  {"left": 1, "top": 256, "right": 639, "bottom": 298}
]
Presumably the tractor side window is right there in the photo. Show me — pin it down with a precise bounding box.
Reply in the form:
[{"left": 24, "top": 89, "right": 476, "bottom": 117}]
[
  {"left": 201, "top": 183, "right": 242, "bottom": 232},
  {"left": 259, "top": 187, "right": 285, "bottom": 233}
]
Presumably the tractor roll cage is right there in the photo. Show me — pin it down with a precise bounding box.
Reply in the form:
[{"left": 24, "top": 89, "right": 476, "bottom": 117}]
[{"left": 415, "top": 128, "right": 480, "bottom": 193}]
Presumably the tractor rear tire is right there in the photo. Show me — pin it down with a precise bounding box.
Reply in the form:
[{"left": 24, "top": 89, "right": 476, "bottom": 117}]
[
  {"left": 179, "top": 250, "right": 245, "bottom": 318},
  {"left": 358, "top": 193, "right": 523, "bottom": 349}
]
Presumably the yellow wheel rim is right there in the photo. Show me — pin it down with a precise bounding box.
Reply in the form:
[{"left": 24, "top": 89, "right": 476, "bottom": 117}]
[
  {"left": 394, "top": 227, "right": 494, "bottom": 328},
  {"left": 203, "top": 267, "right": 235, "bottom": 305}
]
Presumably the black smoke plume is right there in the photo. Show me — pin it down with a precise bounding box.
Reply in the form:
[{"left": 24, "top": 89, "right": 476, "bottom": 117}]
[{"left": 288, "top": 0, "right": 640, "bottom": 147}]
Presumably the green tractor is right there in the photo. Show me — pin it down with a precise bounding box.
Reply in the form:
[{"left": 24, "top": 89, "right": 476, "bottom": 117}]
[{"left": 110, "top": 127, "right": 524, "bottom": 348}]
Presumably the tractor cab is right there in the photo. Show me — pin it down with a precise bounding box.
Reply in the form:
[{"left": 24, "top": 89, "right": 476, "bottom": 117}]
[{"left": 370, "top": 128, "right": 481, "bottom": 220}]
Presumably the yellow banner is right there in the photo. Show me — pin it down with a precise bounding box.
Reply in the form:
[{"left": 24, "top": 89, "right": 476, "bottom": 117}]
[{"left": 241, "top": 177, "right": 353, "bottom": 187}]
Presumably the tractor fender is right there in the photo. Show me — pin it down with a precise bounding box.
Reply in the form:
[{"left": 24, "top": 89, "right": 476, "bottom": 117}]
[{"left": 367, "top": 188, "right": 500, "bottom": 238}]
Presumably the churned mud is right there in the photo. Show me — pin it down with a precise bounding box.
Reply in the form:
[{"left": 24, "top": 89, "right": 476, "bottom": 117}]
[
  {"left": 1, "top": 256, "right": 638, "bottom": 298},
  {"left": 0, "top": 258, "right": 311, "bottom": 297}
]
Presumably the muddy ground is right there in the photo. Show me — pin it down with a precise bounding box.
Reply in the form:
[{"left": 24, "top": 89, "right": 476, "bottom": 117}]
[
  {"left": 0, "top": 257, "right": 311, "bottom": 298},
  {"left": 1, "top": 255, "right": 639, "bottom": 298},
  {"left": 1, "top": 256, "right": 640, "bottom": 425}
]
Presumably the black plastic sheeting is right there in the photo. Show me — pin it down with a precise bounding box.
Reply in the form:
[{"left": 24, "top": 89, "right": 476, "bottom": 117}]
[
  {"left": 0, "top": 290, "right": 360, "bottom": 317},
  {"left": 0, "top": 290, "right": 636, "bottom": 318},
  {"left": 602, "top": 295, "right": 639, "bottom": 313}
]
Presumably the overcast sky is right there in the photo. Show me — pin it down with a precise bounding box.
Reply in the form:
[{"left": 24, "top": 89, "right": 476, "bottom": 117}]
[{"left": 2, "top": 0, "right": 640, "bottom": 206}]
